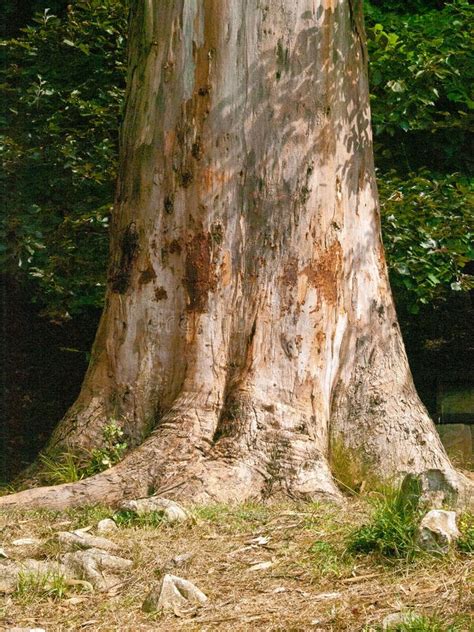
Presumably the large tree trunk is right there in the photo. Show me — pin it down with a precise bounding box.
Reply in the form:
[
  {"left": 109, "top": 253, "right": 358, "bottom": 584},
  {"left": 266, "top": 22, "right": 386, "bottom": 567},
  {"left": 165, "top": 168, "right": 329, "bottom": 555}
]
[{"left": 2, "top": 0, "right": 470, "bottom": 510}]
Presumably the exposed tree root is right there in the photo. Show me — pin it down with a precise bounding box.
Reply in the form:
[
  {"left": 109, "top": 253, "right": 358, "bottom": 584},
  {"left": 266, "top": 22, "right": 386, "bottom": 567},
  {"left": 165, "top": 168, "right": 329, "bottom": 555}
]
[
  {"left": 2, "top": 377, "right": 472, "bottom": 512},
  {"left": 1, "top": 415, "right": 471, "bottom": 511}
]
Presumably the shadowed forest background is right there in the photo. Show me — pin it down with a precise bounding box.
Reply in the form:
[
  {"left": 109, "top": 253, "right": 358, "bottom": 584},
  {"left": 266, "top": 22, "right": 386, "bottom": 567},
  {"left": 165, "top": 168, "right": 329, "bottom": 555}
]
[{"left": 1, "top": 0, "right": 473, "bottom": 482}]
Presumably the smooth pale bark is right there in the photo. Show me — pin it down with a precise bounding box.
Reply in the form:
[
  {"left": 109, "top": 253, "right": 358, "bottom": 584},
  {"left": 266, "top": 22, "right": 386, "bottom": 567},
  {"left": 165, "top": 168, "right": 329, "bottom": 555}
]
[{"left": 1, "top": 0, "right": 470, "bottom": 510}]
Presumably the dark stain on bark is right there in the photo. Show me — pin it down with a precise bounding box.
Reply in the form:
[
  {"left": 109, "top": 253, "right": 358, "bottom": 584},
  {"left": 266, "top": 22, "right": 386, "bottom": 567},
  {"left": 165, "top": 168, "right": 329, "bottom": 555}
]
[
  {"left": 164, "top": 195, "right": 174, "bottom": 214},
  {"left": 154, "top": 286, "right": 168, "bottom": 301},
  {"left": 109, "top": 222, "right": 139, "bottom": 294},
  {"left": 139, "top": 263, "right": 157, "bottom": 287},
  {"left": 168, "top": 239, "right": 182, "bottom": 255},
  {"left": 281, "top": 258, "right": 298, "bottom": 287},
  {"left": 180, "top": 169, "right": 194, "bottom": 188},
  {"left": 191, "top": 138, "right": 203, "bottom": 160},
  {"left": 184, "top": 232, "right": 214, "bottom": 312}
]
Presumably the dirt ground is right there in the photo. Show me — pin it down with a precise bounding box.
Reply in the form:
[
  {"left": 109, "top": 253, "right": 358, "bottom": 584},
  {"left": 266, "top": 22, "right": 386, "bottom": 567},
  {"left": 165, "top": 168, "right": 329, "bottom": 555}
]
[{"left": 0, "top": 500, "right": 472, "bottom": 631}]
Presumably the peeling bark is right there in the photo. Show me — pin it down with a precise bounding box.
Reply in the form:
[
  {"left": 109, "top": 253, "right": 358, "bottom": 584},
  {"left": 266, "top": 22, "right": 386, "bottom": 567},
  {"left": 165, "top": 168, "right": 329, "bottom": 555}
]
[{"left": 1, "top": 0, "right": 471, "bottom": 511}]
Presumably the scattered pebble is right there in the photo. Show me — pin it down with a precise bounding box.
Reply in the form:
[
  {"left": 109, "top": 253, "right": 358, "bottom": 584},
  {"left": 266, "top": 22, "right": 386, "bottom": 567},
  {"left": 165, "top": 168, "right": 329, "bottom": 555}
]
[
  {"left": 120, "top": 497, "right": 189, "bottom": 523},
  {"left": 142, "top": 574, "right": 207, "bottom": 614},
  {"left": 96, "top": 518, "right": 118, "bottom": 534},
  {"left": 418, "top": 509, "right": 460, "bottom": 553},
  {"left": 248, "top": 560, "right": 273, "bottom": 571}
]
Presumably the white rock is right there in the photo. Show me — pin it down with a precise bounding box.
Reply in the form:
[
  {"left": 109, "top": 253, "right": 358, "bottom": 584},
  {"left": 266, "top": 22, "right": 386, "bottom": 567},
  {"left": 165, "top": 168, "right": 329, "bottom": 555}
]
[
  {"left": 120, "top": 497, "right": 189, "bottom": 523},
  {"left": 248, "top": 536, "right": 270, "bottom": 546},
  {"left": 314, "top": 592, "right": 341, "bottom": 601},
  {"left": 57, "top": 530, "right": 119, "bottom": 552},
  {"left": 142, "top": 574, "right": 207, "bottom": 613},
  {"left": 12, "top": 538, "right": 42, "bottom": 547},
  {"left": 97, "top": 518, "right": 118, "bottom": 534},
  {"left": 0, "top": 561, "right": 20, "bottom": 593},
  {"left": 382, "top": 612, "right": 417, "bottom": 630},
  {"left": 248, "top": 560, "right": 273, "bottom": 571},
  {"left": 418, "top": 509, "right": 460, "bottom": 553},
  {"left": 171, "top": 552, "right": 194, "bottom": 567},
  {"left": 0, "top": 547, "right": 8, "bottom": 558},
  {"left": 61, "top": 547, "right": 132, "bottom": 591},
  {"left": 7, "top": 628, "right": 46, "bottom": 632}
]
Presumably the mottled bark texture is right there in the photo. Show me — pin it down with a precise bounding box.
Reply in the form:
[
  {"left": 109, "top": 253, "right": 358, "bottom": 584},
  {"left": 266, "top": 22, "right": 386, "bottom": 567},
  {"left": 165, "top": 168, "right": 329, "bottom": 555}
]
[{"left": 1, "top": 0, "right": 470, "bottom": 510}]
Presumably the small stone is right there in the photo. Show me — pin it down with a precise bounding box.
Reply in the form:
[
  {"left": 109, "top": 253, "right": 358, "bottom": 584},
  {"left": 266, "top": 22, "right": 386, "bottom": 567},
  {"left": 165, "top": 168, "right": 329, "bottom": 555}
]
[
  {"left": 248, "top": 536, "right": 270, "bottom": 546},
  {"left": 12, "top": 538, "right": 42, "bottom": 547},
  {"left": 120, "top": 497, "right": 188, "bottom": 523},
  {"left": 248, "top": 560, "right": 273, "bottom": 571},
  {"left": 142, "top": 574, "right": 207, "bottom": 613},
  {"left": 314, "top": 592, "right": 341, "bottom": 601},
  {"left": 7, "top": 628, "right": 46, "bottom": 632},
  {"left": 57, "top": 530, "right": 119, "bottom": 552},
  {"left": 171, "top": 552, "right": 194, "bottom": 567},
  {"left": 61, "top": 547, "right": 132, "bottom": 591},
  {"left": 0, "top": 560, "right": 20, "bottom": 593},
  {"left": 382, "top": 612, "right": 417, "bottom": 630},
  {"left": 97, "top": 518, "right": 118, "bottom": 534},
  {"left": 0, "top": 547, "right": 8, "bottom": 558},
  {"left": 418, "top": 509, "right": 460, "bottom": 553}
]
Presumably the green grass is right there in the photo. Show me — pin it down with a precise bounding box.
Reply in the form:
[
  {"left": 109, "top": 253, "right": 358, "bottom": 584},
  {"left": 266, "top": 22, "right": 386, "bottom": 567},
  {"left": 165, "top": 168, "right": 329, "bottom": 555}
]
[
  {"left": 381, "top": 613, "right": 471, "bottom": 631},
  {"left": 456, "top": 512, "right": 474, "bottom": 553},
  {"left": 113, "top": 509, "right": 166, "bottom": 528},
  {"left": 16, "top": 570, "right": 68, "bottom": 602},
  {"left": 308, "top": 540, "right": 348, "bottom": 578},
  {"left": 329, "top": 440, "right": 380, "bottom": 495},
  {"left": 346, "top": 479, "right": 422, "bottom": 560},
  {"left": 39, "top": 451, "right": 85, "bottom": 485},
  {"left": 192, "top": 502, "right": 272, "bottom": 530}
]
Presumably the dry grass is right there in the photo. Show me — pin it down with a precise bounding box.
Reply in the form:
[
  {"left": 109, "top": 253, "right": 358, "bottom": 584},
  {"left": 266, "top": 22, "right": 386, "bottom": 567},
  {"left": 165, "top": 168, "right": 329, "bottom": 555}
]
[{"left": 0, "top": 500, "right": 472, "bottom": 631}]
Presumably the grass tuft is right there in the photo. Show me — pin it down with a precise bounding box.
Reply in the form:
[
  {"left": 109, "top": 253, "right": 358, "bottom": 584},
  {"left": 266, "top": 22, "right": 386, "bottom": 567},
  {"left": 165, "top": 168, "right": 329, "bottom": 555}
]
[
  {"left": 16, "top": 570, "right": 68, "bottom": 602},
  {"left": 39, "top": 451, "right": 84, "bottom": 485},
  {"left": 329, "top": 440, "right": 380, "bottom": 495},
  {"left": 346, "top": 479, "right": 422, "bottom": 560},
  {"left": 381, "top": 613, "right": 470, "bottom": 631},
  {"left": 456, "top": 512, "right": 474, "bottom": 553},
  {"left": 113, "top": 509, "right": 166, "bottom": 528}
]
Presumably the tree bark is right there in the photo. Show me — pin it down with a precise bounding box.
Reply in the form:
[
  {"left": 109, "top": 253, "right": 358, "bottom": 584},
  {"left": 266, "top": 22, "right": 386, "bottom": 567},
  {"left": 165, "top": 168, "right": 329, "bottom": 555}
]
[{"left": 2, "top": 0, "right": 470, "bottom": 510}]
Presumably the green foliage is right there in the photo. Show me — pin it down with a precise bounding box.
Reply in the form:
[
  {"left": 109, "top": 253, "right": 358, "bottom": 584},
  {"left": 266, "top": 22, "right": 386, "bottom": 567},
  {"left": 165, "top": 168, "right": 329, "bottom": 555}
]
[
  {"left": 86, "top": 421, "right": 128, "bottom": 474},
  {"left": 40, "top": 421, "right": 128, "bottom": 484},
  {"left": 2, "top": 0, "right": 472, "bottom": 321},
  {"left": 456, "top": 512, "right": 474, "bottom": 553},
  {"left": 347, "top": 480, "right": 422, "bottom": 559},
  {"left": 366, "top": 0, "right": 474, "bottom": 311},
  {"left": 379, "top": 171, "right": 474, "bottom": 312},
  {"left": 1, "top": 1, "right": 127, "bottom": 318},
  {"left": 366, "top": 0, "right": 473, "bottom": 172}
]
